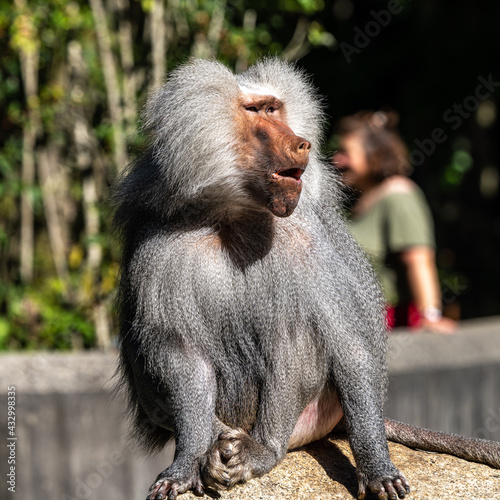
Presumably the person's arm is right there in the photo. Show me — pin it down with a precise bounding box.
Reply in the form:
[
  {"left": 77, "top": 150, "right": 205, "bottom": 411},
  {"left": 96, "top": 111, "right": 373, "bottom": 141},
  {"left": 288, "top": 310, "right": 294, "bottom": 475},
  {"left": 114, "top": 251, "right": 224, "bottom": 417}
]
[{"left": 400, "top": 246, "right": 457, "bottom": 334}]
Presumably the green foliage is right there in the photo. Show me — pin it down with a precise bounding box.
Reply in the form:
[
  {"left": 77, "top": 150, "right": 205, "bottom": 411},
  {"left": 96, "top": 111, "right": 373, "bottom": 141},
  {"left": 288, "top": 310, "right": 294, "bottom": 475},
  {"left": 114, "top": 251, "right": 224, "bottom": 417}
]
[
  {"left": 0, "top": 0, "right": 332, "bottom": 350},
  {"left": 0, "top": 280, "right": 94, "bottom": 350}
]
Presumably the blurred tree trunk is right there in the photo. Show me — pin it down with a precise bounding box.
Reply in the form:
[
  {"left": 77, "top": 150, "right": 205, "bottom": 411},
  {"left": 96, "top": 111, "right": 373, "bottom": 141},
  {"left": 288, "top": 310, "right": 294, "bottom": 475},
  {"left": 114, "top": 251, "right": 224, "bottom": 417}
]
[
  {"left": 192, "top": 0, "right": 227, "bottom": 58},
  {"left": 236, "top": 9, "right": 257, "bottom": 73},
  {"left": 37, "top": 146, "right": 69, "bottom": 284},
  {"left": 171, "top": 0, "right": 190, "bottom": 40},
  {"left": 93, "top": 301, "right": 111, "bottom": 350},
  {"left": 150, "top": 0, "right": 166, "bottom": 90},
  {"left": 75, "top": 120, "right": 102, "bottom": 277},
  {"left": 83, "top": 166, "right": 111, "bottom": 349},
  {"left": 115, "top": 0, "right": 137, "bottom": 133},
  {"left": 281, "top": 16, "right": 311, "bottom": 61},
  {"left": 15, "top": 0, "right": 40, "bottom": 283},
  {"left": 77, "top": 119, "right": 111, "bottom": 349},
  {"left": 19, "top": 110, "right": 37, "bottom": 284},
  {"left": 69, "top": 40, "right": 111, "bottom": 349},
  {"left": 207, "top": 0, "right": 226, "bottom": 52},
  {"left": 89, "top": 0, "right": 128, "bottom": 171}
]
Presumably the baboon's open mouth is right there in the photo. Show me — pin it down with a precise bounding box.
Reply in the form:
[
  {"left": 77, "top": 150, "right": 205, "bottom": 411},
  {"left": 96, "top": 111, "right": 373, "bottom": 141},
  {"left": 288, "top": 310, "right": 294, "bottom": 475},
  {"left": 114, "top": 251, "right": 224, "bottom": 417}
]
[
  {"left": 273, "top": 168, "right": 304, "bottom": 181},
  {"left": 268, "top": 169, "right": 304, "bottom": 218}
]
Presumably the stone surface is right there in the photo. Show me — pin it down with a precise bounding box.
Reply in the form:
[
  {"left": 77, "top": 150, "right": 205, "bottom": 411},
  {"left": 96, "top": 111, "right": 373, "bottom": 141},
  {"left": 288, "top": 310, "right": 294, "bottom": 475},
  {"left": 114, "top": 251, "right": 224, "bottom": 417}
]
[
  {"left": 1, "top": 317, "right": 499, "bottom": 499},
  {"left": 180, "top": 437, "right": 500, "bottom": 499}
]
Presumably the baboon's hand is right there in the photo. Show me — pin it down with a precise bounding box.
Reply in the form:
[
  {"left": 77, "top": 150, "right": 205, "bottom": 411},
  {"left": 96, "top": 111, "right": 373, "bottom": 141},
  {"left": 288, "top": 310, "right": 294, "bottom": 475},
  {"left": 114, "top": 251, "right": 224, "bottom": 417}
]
[
  {"left": 358, "top": 472, "right": 410, "bottom": 500},
  {"left": 202, "top": 428, "right": 270, "bottom": 489}
]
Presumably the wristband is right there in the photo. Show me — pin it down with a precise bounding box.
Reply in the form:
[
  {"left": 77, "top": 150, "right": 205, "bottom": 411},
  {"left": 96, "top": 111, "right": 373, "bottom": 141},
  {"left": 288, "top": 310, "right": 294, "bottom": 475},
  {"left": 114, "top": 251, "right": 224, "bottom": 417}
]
[{"left": 421, "top": 306, "right": 442, "bottom": 323}]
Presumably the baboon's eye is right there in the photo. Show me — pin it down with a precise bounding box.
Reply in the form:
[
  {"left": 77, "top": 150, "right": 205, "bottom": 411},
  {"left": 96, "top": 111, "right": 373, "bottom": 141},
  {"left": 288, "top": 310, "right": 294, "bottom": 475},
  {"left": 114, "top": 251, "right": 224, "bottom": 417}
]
[
  {"left": 246, "top": 106, "right": 258, "bottom": 113},
  {"left": 266, "top": 107, "right": 276, "bottom": 114}
]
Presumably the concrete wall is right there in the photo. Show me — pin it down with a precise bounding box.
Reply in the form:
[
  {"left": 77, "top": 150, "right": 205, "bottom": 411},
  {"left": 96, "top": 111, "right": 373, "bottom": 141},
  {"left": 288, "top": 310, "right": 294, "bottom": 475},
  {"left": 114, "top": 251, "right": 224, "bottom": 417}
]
[
  {"left": 0, "top": 316, "right": 499, "bottom": 500},
  {"left": 0, "top": 353, "right": 174, "bottom": 500},
  {"left": 386, "top": 316, "right": 500, "bottom": 440}
]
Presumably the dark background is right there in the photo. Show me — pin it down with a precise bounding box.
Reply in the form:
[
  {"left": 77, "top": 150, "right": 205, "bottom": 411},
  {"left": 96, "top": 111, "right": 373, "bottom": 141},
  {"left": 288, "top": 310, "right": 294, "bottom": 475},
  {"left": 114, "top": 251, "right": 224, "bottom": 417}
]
[{"left": 300, "top": 0, "right": 500, "bottom": 319}]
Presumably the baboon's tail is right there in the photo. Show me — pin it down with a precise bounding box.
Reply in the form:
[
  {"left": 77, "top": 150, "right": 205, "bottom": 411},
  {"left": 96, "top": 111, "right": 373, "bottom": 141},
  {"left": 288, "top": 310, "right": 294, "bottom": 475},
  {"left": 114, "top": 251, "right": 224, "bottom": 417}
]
[{"left": 385, "top": 417, "right": 500, "bottom": 469}]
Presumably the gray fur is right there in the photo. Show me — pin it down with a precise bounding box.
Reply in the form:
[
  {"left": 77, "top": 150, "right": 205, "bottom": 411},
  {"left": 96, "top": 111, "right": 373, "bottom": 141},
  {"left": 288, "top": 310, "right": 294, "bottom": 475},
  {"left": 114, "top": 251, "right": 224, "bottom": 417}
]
[{"left": 113, "top": 58, "right": 407, "bottom": 500}]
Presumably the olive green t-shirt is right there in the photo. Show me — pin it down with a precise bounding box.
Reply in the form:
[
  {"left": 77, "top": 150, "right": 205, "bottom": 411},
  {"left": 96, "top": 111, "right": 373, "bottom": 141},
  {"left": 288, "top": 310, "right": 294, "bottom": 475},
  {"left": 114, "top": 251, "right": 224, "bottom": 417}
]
[{"left": 349, "top": 181, "right": 435, "bottom": 305}]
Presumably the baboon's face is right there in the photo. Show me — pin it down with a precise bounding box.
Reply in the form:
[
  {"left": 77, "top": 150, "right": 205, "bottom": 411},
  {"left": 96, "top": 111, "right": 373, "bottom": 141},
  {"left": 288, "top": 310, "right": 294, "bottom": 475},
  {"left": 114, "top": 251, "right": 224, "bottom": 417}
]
[{"left": 236, "top": 94, "right": 311, "bottom": 217}]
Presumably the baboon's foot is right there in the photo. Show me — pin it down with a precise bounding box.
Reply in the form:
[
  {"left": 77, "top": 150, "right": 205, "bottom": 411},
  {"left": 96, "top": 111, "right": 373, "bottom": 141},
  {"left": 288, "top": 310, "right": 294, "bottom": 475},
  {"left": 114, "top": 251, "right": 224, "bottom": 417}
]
[
  {"left": 357, "top": 470, "right": 410, "bottom": 500},
  {"left": 147, "top": 465, "right": 217, "bottom": 500}
]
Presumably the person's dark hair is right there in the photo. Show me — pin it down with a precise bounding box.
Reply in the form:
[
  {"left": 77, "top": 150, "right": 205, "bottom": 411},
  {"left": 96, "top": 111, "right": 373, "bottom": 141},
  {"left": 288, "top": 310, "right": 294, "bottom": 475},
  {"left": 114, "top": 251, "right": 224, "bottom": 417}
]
[{"left": 338, "top": 110, "right": 411, "bottom": 180}]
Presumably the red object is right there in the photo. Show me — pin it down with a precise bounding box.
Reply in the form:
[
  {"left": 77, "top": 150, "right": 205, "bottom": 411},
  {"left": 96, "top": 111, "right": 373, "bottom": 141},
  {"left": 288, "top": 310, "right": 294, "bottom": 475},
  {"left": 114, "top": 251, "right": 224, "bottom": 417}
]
[{"left": 386, "top": 302, "right": 421, "bottom": 330}]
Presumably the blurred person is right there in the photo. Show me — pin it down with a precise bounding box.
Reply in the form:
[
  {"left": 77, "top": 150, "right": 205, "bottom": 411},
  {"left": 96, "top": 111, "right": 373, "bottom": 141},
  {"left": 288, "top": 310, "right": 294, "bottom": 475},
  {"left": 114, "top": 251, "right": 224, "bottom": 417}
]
[{"left": 333, "top": 110, "right": 456, "bottom": 334}]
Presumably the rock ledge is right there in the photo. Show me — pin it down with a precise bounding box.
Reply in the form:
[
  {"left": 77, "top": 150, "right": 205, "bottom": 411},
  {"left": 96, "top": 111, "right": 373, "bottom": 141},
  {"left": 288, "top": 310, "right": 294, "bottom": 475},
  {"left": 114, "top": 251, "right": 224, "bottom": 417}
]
[{"left": 182, "top": 437, "right": 500, "bottom": 499}]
